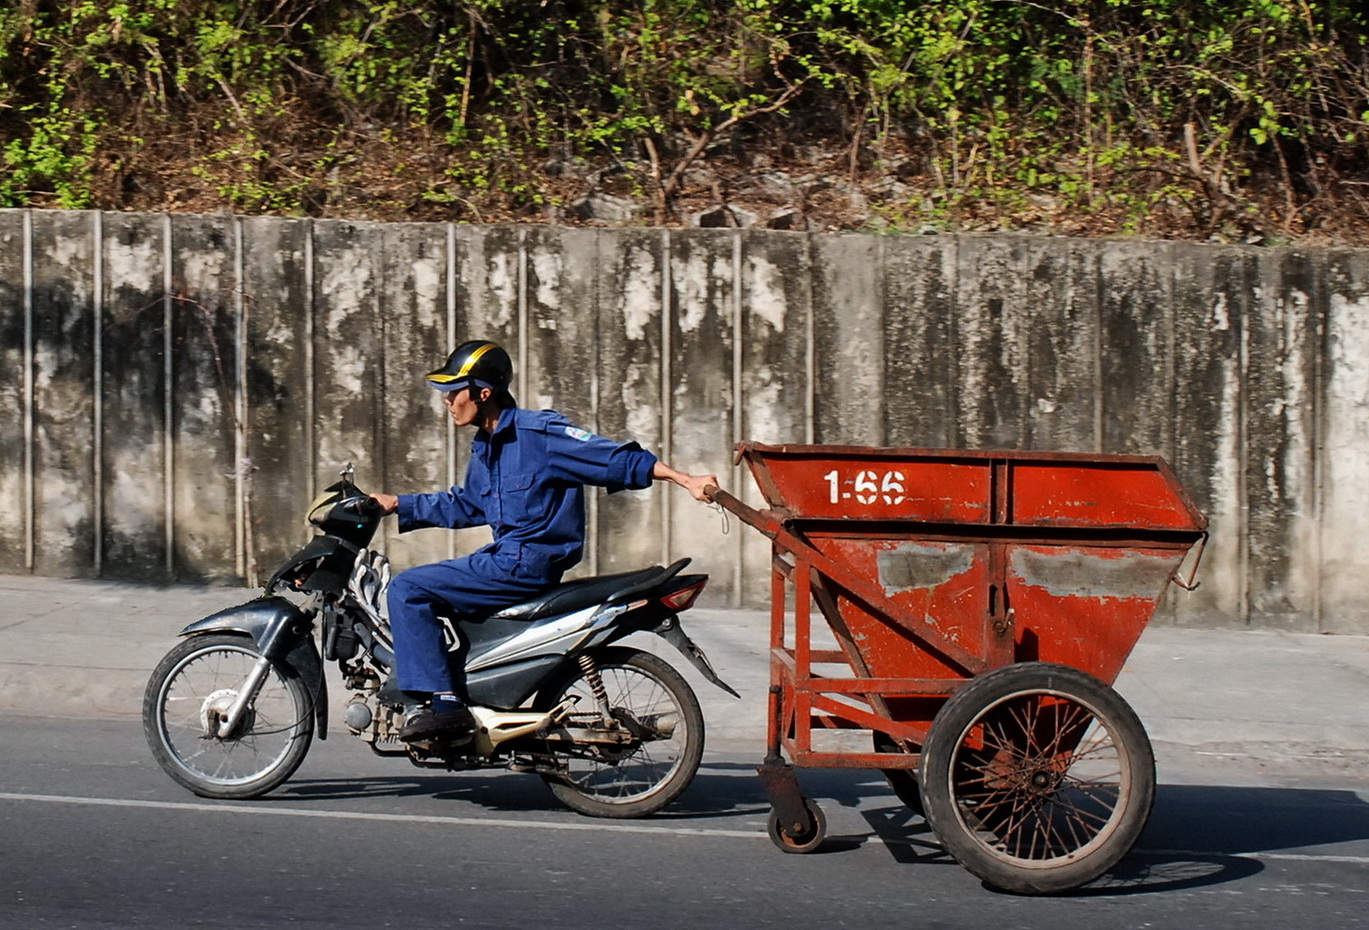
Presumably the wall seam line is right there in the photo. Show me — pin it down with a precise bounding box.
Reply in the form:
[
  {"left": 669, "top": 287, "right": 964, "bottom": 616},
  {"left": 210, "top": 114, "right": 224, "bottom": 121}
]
[
  {"left": 1239, "top": 252, "right": 1253, "bottom": 626},
  {"left": 22, "top": 209, "right": 34, "bottom": 573},
  {"left": 518, "top": 227, "right": 529, "bottom": 404},
  {"left": 446, "top": 222, "right": 458, "bottom": 561},
  {"left": 304, "top": 221, "right": 316, "bottom": 501},
  {"left": 661, "top": 228, "right": 673, "bottom": 566},
  {"left": 92, "top": 212, "right": 104, "bottom": 576},
  {"left": 948, "top": 234, "right": 963, "bottom": 447},
  {"left": 587, "top": 229, "right": 601, "bottom": 577},
  {"left": 804, "top": 232, "right": 815, "bottom": 444},
  {"left": 731, "top": 229, "right": 744, "bottom": 606},
  {"left": 232, "top": 217, "right": 246, "bottom": 581},
  {"left": 163, "top": 213, "right": 175, "bottom": 577},
  {"left": 1311, "top": 254, "right": 1327, "bottom": 631}
]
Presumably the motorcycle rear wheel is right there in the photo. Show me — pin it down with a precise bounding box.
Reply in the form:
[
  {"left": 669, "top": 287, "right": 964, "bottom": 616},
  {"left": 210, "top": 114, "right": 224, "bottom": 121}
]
[
  {"left": 536, "top": 647, "right": 704, "bottom": 818},
  {"left": 143, "top": 633, "right": 314, "bottom": 800}
]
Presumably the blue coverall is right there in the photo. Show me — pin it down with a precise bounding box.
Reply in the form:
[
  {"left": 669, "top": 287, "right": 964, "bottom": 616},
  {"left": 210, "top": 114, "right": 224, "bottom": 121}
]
[{"left": 387, "top": 406, "right": 658, "bottom": 696}]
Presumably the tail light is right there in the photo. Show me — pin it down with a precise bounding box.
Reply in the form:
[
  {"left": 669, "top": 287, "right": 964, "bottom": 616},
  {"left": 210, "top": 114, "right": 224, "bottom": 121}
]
[{"left": 660, "top": 578, "right": 708, "bottom": 612}]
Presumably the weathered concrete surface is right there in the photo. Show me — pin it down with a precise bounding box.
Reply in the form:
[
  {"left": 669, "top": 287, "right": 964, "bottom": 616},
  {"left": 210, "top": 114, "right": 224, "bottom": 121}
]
[
  {"left": 239, "top": 215, "right": 311, "bottom": 584},
  {"left": 170, "top": 214, "right": 239, "bottom": 583},
  {"left": 31, "top": 211, "right": 97, "bottom": 578},
  {"left": 0, "top": 212, "right": 27, "bottom": 573},
  {"left": 595, "top": 229, "right": 665, "bottom": 577},
  {"left": 1322, "top": 250, "right": 1369, "bottom": 633},
  {"left": 2, "top": 210, "right": 1368, "bottom": 631},
  {"left": 101, "top": 213, "right": 167, "bottom": 580}
]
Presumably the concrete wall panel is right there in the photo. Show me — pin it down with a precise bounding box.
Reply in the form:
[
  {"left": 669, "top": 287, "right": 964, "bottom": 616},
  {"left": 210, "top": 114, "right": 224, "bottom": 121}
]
[
  {"left": 376, "top": 222, "right": 451, "bottom": 570},
  {"left": 240, "top": 216, "right": 312, "bottom": 583},
  {"left": 884, "top": 236, "right": 957, "bottom": 448},
  {"left": 668, "top": 229, "right": 737, "bottom": 599},
  {"left": 813, "top": 234, "right": 883, "bottom": 444},
  {"left": 522, "top": 226, "right": 601, "bottom": 576},
  {"left": 1246, "top": 251, "right": 1322, "bottom": 630},
  {"left": 955, "top": 236, "right": 1027, "bottom": 448},
  {"left": 595, "top": 231, "right": 665, "bottom": 573},
  {"left": 0, "top": 212, "right": 27, "bottom": 571},
  {"left": 101, "top": 214, "right": 169, "bottom": 579},
  {"left": 312, "top": 220, "right": 382, "bottom": 489},
  {"left": 31, "top": 211, "right": 97, "bottom": 576},
  {"left": 1172, "top": 245, "right": 1250, "bottom": 626},
  {"left": 738, "top": 230, "right": 810, "bottom": 604},
  {"left": 455, "top": 225, "right": 522, "bottom": 352},
  {"left": 1100, "top": 242, "right": 1174, "bottom": 456},
  {"left": 1023, "top": 240, "right": 1100, "bottom": 451},
  {"left": 449, "top": 225, "right": 523, "bottom": 558},
  {"left": 524, "top": 226, "right": 598, "bottom": 424},
  {"left": 170, "top": 215, "right": 239, "bottom": 582},
  {"left": 1321, "top": 250, "right": 1369, "bottom": 633}
]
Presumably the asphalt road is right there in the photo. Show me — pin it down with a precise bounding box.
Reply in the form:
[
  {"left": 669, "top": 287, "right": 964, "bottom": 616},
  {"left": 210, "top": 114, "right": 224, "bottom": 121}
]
[{"left": 3, "top": 716, "right": 1366, "bottom": 930}]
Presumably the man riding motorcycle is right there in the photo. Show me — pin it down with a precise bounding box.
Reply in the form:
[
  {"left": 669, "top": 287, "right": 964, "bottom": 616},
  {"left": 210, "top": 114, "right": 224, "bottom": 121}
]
[{"left": 370, "top": 340, "right": 718, "bottom": 744}]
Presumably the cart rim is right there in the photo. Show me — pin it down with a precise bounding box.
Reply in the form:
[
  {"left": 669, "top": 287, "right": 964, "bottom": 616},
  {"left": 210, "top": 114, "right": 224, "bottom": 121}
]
[{"left": 940, "top": 685, "right": 1139, "bottom": 869}]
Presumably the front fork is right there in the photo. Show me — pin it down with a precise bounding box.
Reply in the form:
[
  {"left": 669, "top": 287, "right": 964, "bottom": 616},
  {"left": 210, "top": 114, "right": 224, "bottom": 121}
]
[
  {"left": 179, "top": 594, "right": 327, "bottom": 740},
  {"left": 215, "top": 655, "right": 275, "bottom": 739}
]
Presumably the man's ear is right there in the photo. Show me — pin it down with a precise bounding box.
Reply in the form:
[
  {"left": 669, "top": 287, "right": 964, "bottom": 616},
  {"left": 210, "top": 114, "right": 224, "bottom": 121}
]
[{"left": 478, "top": 386, "right": 494, "bottom": 405}]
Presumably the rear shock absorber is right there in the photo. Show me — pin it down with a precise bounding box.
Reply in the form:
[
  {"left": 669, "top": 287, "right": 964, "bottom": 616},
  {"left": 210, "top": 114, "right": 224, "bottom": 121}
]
[{"left": 577, "top": 654, "right": 611, "bottom": 717}]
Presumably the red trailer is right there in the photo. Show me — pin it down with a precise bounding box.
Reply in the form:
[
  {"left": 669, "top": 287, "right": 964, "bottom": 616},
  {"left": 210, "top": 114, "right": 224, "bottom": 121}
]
[{"left": 710, "top": 443, "right": 1208, "bottom": 894}]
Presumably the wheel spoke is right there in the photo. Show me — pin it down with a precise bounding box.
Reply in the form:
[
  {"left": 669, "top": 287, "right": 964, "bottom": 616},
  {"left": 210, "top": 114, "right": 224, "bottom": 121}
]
[
  {"left": 948, "top": 689, "right": 1135, "bottom": 863},
  {"left": 540, "top": 654, "right": 700, "bottom": 814}
]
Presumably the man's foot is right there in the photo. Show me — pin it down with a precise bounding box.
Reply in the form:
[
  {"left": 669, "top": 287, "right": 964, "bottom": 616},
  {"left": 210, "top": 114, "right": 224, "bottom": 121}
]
[{"left": 398, "top": 697, "right": 476, "bottom": 743}]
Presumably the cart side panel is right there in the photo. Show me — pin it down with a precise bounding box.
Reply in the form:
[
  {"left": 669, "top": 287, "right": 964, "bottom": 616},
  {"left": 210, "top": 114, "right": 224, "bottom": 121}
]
[
  {"left": 740, "top": 445, "right": 1206, "bottom": 535},
  {"left": 815, "top": 536, "right": 993, "bottom": 680},
  {"left": 1010, "top": 462, "right": 1202, "bottom": 531},
  {"left": 747, "top": 454, "right": 994, "bottom": 523},
  {"left": 1008, "top": 543, "right": 1188, "bottom": 684}
]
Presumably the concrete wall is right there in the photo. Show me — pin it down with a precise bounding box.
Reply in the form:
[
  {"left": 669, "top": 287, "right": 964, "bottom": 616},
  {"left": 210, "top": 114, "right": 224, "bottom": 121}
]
[{"left": 1, "top": 210, "right": 1366, "bottom": 631}]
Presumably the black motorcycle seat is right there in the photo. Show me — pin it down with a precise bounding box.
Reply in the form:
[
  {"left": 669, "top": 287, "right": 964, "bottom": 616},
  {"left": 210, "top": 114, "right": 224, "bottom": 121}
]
[{"left": 489, "top": 560, "right": 687, "bottom": 623}]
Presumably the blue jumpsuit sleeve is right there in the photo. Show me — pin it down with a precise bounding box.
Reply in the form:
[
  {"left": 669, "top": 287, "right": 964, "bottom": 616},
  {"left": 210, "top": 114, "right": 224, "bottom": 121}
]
[
  {"left": 542, "top": 415, "right": 658, "bottom": 492},
  {"left": 396, "top": 485, "right": 487, "bottom": 532}
]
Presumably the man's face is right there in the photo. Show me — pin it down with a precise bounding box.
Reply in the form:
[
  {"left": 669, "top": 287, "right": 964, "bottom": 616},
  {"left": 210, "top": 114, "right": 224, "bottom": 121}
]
[{"left": 443, "top": 386, "right": 484, "bottom": 427}]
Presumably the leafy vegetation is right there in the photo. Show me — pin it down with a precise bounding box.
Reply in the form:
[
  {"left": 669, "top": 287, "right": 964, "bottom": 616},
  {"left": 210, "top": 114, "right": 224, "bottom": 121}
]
[{"left": 1, "top": 0, "right": 1365, "bottom": 242}]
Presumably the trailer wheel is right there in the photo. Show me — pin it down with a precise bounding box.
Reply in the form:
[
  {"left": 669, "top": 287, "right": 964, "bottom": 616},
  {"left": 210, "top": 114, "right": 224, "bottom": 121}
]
[
  {"left": 919, "top": 662, "right": 1154, "bottom": 895},
  {"left": 767, "top": 799, "right": 826, "bottom": 854}
]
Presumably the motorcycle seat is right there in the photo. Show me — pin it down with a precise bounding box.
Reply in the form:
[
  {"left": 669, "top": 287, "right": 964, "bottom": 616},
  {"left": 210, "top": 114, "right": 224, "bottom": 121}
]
[{"left": 489, "top": 560, "right": 688, "bottom": 623}]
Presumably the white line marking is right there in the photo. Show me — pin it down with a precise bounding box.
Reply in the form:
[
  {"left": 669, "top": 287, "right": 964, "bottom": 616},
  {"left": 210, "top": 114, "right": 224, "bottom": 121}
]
[
  {"left": 0, "top": 792, "right": 762, "bottom": 839},
  {"left": 1141, "top": 847, "right": 1369, "bottom": 866}
]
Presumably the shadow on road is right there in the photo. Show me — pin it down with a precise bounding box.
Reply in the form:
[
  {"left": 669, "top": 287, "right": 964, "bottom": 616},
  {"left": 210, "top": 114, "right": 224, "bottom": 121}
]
[
  {"left": 271, "top": 758, "right": 1368, "bottom": 897},
  {"left": 856, "top": 781, "right": 1369, "bottom": 896}
]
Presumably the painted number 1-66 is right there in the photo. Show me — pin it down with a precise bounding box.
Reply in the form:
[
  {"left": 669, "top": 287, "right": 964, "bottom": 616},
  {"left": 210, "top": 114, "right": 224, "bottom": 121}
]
[{"left": 823, "top": 469, "right": 906, "bottom": 506}]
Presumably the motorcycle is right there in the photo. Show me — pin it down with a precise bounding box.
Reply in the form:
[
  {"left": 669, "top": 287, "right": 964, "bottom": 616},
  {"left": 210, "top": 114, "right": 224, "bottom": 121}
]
[{"left": 142, "top": 464, "right": 737, "bottom": 818}]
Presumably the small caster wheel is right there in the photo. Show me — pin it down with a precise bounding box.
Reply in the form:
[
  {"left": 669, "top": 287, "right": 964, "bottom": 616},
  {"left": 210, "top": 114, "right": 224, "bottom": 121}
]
[{"left": 767, "top": 799, "right": 826, "bottom": 854}]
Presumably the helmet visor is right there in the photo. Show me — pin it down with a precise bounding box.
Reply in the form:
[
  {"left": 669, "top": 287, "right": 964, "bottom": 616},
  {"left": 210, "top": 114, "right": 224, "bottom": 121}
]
[{"left": 425, "top": 372, "right": 473, "bottom": 392}]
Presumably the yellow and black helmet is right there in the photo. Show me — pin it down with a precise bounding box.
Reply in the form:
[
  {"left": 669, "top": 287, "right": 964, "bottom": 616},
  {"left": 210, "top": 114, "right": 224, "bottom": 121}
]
[{"left": 425, "top": 340, "right": 514, "bottom": 396}]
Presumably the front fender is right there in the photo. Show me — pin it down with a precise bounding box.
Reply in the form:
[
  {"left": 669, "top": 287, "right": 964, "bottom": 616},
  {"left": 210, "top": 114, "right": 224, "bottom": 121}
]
[
  {"left": 265, "top": 536, "right": 359, "bottom": 596},
  {"left": 180, "top": 597, "right": 329, "bottom": 740}
]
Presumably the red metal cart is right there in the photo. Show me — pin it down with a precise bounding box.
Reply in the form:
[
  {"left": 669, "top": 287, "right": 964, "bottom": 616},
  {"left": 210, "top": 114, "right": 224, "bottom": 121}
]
[{"left": 710, "top": 443, "right": 1208, "bottom": 894}]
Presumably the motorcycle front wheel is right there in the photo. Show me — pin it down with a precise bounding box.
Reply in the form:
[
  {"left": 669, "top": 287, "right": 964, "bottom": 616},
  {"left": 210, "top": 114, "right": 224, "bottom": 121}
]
[
  {"left": 143, "top": 633, "right": 314, "bottom": 800},
  {"left": 536, "top": 647, "right": 704, "bottom": 818}
]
